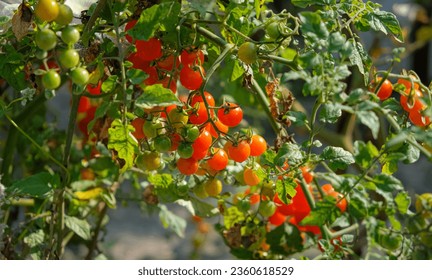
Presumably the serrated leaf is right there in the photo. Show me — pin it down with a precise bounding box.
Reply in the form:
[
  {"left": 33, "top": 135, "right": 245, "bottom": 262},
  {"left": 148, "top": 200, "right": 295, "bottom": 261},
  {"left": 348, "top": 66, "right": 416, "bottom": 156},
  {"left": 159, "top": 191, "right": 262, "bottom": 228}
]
[
  {"left": 260, "top": 150, "right": 277, "bottom": 167},
  {"left": 148, "top": 174, "right": 179, "bottom": 203},
  {"left": 274, "top": 143, "right": 303, "bottom": 167},
  {"left": 395, "top": 192, "right": 411, "bottom": 214},
  {"left": 9, "top": 172, "right": 58, "bottom": 198},
  {"left": 126, "top": 68, "right": 148, "bottom": 85},
  {"left": 101, "top": 75, "right": 118, "bottom": 93},
  {"left": 224, "top": 206, "right": 245, "bottom": 229},
  {"left": 320, "top": 103, "right": 342, "bottom": 123},
  {"left": 135, "top": 84, "right": 182, "bottom": 109},
  {"left": 357, "top": 110, "right": 379, "bottom": 139},
  {"left": 189, "top": 197, "right": 219, "bottom": 218},
  {"left": 64, "top": 216, "right": 92, "bottom": 240},
  {"left": 275, "top": 179, "right": 297, "bottom": 205},
  {"left": 107, "top": 119, "right": 138, "bottom": 173},
  {"left": 369, "top": 10, "right": 403, "bottom": 43},
  {"left": 320, "top": 146, "right": 354, "bottom": 170},
  {"left": 158, "top": 205, "right": 186, "bottom": 238},
  {"left": 286, "top": 111, "right": 308, "bottom": 127},
  {"left": 300, "top": 197, "right": 340, "bottom": 226},
  {"left": 354, "top": 141, "right": 379, "bottom": 169},
  {"left": 299, "top": 12, "right": 329, "bottom": 40},
  {"left": 24, "top": 229, "right": 44, "bottom": 248},
  {"left": 372, "top": 174, "right": 403, "bottom": 192},
  {"left": 129, "top": 2, "right": 181, "bottom": 41}
]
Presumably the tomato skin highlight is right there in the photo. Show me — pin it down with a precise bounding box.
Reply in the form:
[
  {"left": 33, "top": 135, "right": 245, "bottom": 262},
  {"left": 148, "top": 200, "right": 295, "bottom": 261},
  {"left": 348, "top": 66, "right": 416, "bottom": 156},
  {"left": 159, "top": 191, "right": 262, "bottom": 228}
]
[
  {"left": 227, "top": 140, "right": 250, "bottom": 163},
  {"left": 249, "top": 134, "right": 267, "bottom": 156},
  {"left": 217, "top": 103, "right": 243, "bottom": 127},
  {"left": 207, "top": 148, "right": 228, "bottom": 171}
]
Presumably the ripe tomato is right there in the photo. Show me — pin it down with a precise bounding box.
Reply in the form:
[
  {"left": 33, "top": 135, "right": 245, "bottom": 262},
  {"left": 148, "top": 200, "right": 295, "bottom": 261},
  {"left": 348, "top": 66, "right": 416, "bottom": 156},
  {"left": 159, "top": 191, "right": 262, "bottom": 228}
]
[
  {"left": 169, "top": 132, "right": 182, "bottom": 151},
  {"left": 61, "top": 26, "right": 80, "bottom": 45},
  {"left": 191, "top": 91, "right": 216, "bottom": 107},
  {"left": 249, "top": 134, "right": 267, "bottom": 156},
  {"left": 217, "top": 102, "right": 243, "bottom": 127},
  {"left": 131, "top": 118, "right": 146, "bottom": 140},
  {"left": 268, "top": 209, "right": 287, "bottom": 226},
  {"left": 42, "top": 70, "right": 61, "bottom": 90},
  {"left": 124, "top": 20, "right": 137, "bottom": 43},
  {"left": 400, "top": 88, "right": 424, "bottom": 112},
  {"left": 35, "top": 28, "right": 57, "bottom": 51},
  {"left": 70, "top": 67, "right": 90, "bottom": 86},
  {"left": 180, "top": 65, "right": 204, "bottom": 90},
  {"left": 207, "top": 148, "right": 228, "bottom": 171},
  {"left": 192, "top": 129, "right": 212, "bottom": 151},
  {"left": 87, "top": 80, "right": 102, "bottom": 95},
  {"left": 77, "top": 96, "right": 91, "bottom": 113},
  {"left": 204, "top": 178, "right": 223, "bottom": 196},
  {"left": 55, "top": 4, "right": 73, "bottom": 25},
  {"left": 178, "top": 142, "right": 194, "bottom": 158},
  {"left": 238, "top": 42, "right": 258, "bottom": 64},
  {"left": 157, "top": 76, "right": 177, "bottom": 93},
  {"left": 243, "top": 167, "right": 261, "bottom": 186},
  {"left": 154, "top": 135, "right": 172, "bottom": 152},
  {"left": 157, "top": 54, "right": 180, "bottom": 71},
  {"left": 189, "top": 101, "right": 210, "bottom": 125},
  {"left": 275, "top": 185, "right": 311, "bottom": 219},
  {"left": 397, "top": 75, "right": 420, "bottom": 93},
  {"left": 181, "top": 48, "right": 205, "bottom": 66},
  {"left": 136, "top": 38, "right": 162, "bottom": 61},
  {"left": 177, "top": 157, "right": 199, "bottom": 175},
  {"left": 373, "top": 78, "right": 393, "bottom": 101},
  {"left": 300, "top": 166, "right": 313, "bottom": 184},
  {"left": 328, "top": 191, "right": 347, "bottom": 213},
  {"left": 35, "top": 0, "right": 59, "bottom": 22},
  {"left": 227, "top": 140, "right": 250, "bottom": 163},
  {"left": 409, "top": 109, "right": 431, "bottom": 127},
  {"left": 58, "top": 49, "right": 80, "bottom": 69},
  {"left": 207, "top": 119, "right": 229, "bottom": 138}
]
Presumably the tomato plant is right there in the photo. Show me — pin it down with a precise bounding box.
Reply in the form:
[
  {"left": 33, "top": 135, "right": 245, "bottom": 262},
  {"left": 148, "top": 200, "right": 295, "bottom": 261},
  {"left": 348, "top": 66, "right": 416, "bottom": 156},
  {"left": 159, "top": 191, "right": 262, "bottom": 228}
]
[{"left": 1, "top": 0, "right": 431, "bottom": 261}]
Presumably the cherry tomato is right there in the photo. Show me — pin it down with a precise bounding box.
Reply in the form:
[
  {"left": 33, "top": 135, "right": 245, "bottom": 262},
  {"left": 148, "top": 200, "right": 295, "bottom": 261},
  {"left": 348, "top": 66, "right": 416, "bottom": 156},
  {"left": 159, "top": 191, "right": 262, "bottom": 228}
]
[
  {"left": 180, "top": 48, "right": 205, "bottom": 66},
  {"left": 124, "top": 20, "right": 137, "bottom": 43},
  {"left": 181, "top": 125, "right": 200, "bottom": 142},
  {"left": 136, "top": 38, "right": 162, "bottom": 61},
  {"left": 180, "top": 65, "right": 204, "bottom": 90},
  {"left": 300, "top": 166, "right": 313, "bottom": 184},
  {"left": 217, "top": 102, "right": 243, "bottom": 127},
  {"left": 192, "top": 129, "right": 212, "bottom": 151},
  {"left": 77, "top": 96, "right": 91, "bottom": 113},
  {"left": 397, "top": 75, "right": 420, "bottom": 93},
  {"left": 400, "top": 88, "right": 425, "bottom": 113},
  {"left": 61, "top": 26, "right": 80, "bottom": 45},
  {"left": 87, "top": 80, "right": 102, "bottom": 95},
  {"left": 143, "top": 118, "right": 164, "bottom": 138},
  {"left": 409, "top": 110, "right": 431, "bottom": 127},
  {"left": 35, "top": 28, "right": 57, "bottom": 51},
  {"left": 243, "top": 167, "right": 261, "bottom": 186},
  {"left": 373, "top": 78, "right": 393, "bottom": 101},
  {"left": 238, "top": 42, "right": 258, "bottom": 65},
  {"left": 136, "top": 151, "right": 161, "bottom": 171},
  {"left": 131, "top": 118, "right": 146, "bottom": 140},
  {"left": 178, "top": 142, "right": 194, "bottom": 159},
  {"left": 194, "top": 183, "right": 208, "bottom": 199},
  {"left": 55, "top": 4, "right": 73, "bottom": 25},
  {"left": 70, "top": 67, "right": 89, "bottom": 86},
  {"left": 227, "top": 140, "right": 250, "bottom": 163},
  {"left": 154, "top": 135, "right": 172, "bottom": 152},
  {"left": 158, "top": 76, "right": 177, "bottom": 93},
  {"left": 177, "top": 157, "right": 199, "bottom": 175},
  {"left": 168, "top": 108, "right": 189, "bottom": 129},
  {"left": 191, "top": 91, "right": 215, "bottom": 107},
  {"left": 207, "top": 148, "right": 228, "bottom": 171},
  {"left": 189, "top": 101, "right": 210, "bottom": 125},
  {"left": 266, "top": 22, "right": 281, "bottom": 40},
  {"left": 35, "top": 0, "right": 59, "bottom": 22},
  {"left": 321, "top": 184, "right": 334, "bottom": 194},
  {"left": 58, "top": 49, "right": 80, "bottom": 69},
  {"left": 269, "top": 209, "right": 287, "bottom": 226},
  {"left": 328, "top": 191, "right": 347, "bottom": 213},
  {"left": 42, "top": 70, "right": 61, "bottom": 90},
  {"left": 249, "top": 134, "right": 267, "bottom": 156},
  {"left": 259, "top": 201, "right": 277, "bottom": 217},
  {"left": 169, "top": 132, "right": 182, "bottom": 151},
  {"left": 157, "top": 54, "right": 180, "bottom": 71},
  {"left": 207, "top": 119, "right": 229, "bottom": 138},
  {"left": 204, "top": 178, "right": 223, "bottom": 196}
]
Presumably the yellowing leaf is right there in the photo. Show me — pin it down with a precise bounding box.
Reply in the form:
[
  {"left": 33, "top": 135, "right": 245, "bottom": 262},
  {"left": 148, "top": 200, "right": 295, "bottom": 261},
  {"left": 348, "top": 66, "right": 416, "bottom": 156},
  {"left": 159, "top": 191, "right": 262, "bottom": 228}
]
[
  {"left": 107, "top": 119, "right": 138, "bottom": 173},
  {"left": 75, "top": 187, "right": 104, "bottom": 200}
]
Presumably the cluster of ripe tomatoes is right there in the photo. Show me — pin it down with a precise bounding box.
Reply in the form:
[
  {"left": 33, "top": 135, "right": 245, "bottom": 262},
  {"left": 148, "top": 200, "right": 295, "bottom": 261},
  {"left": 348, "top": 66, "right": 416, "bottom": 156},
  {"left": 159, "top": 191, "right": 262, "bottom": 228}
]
[{"left": 372, "top": 74, "right": 431, "bottom": 127}]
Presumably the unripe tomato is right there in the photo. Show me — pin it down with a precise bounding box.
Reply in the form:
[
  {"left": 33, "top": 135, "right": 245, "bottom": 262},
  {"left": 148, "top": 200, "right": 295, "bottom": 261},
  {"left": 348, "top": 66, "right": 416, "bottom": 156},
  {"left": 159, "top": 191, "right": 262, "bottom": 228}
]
[
  {"left": 266, "top": 22, "right": 281, "bottom": 40},
  {"left": 204, "top": 178, "right": 223, "bottom": 197},
  {"left": 238, "top": 42, "right": 258, "bottom": 65},
  {"left": 61, "top": 26, "right": 80, "bottom": 45},
  {"left": 58, "top": 49, "right": 80, "bottom": 69},
  {"left": 136, "top": 151, "right": 161, "bottom": 171},
  {"left": 42, "top": 70, "right": 61, "bottom": 90},
  {"left": 35, "top": 0, "right": 59, "bottom": 22},
  {"left": 168, "top": 108, "right": 189, "bottom": 129},
  {"left": 55, "top": 4, "right": 73, "bottom": 25},
  {"left": 181, "top": 125, "right": 200, "bottom": 142},
  {"left": 258, "top": 200, "right": 277, "bottom": 217},
  {"left": 70, "top": 67, "right": 89, "bottom": 86},
  {"left": 143, "top": 118, "right": 164, "bottom": 139},
  {"left": 35, "top": 29, "right": 57, "bottom": 51},
  {"left": 178, "top": 142, "right": 194, "bottom": 159},
  {"left": 154, "top": 135, "right": 172, "bottom": 152},
  {"left": 194, "top": 183, "right": 208, "bottom": 199}
]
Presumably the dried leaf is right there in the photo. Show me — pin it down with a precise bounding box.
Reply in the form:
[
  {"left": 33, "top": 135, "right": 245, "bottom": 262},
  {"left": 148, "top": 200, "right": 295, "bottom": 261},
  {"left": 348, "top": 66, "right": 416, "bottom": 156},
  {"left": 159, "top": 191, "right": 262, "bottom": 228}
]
[{"left": 12, "top": 4, "right": 33, "bottom": 41}]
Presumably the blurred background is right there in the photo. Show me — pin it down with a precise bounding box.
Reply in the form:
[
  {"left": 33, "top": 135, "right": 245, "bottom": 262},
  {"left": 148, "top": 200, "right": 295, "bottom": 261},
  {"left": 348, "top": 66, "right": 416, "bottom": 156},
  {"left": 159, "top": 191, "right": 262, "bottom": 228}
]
[{"left": 1, "top": 0, "right": 431, "bottom": 259}]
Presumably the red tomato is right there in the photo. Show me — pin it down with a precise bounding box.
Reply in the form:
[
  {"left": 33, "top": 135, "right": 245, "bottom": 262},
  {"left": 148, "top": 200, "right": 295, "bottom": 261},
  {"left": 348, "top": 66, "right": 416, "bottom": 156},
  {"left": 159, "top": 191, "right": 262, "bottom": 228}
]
[
  {"left": 136, "top": 38, "right": 162, "bottom": 61},
  {"left": 179, "top": 65, "right": 204, "bottom": 90},
  {"left": 180, "top": 48, "right": 204, "bottom": 66},
  {"left": 207, "top": 148, "right": 228, "bottom": 171},
  {"left": 249, "top": 134, "right": 267, "bottom": 156},
  {"left": 124, "top": 20, "right": 137, "bottom": 43},
  {"left": 227, "top": 140, "right": 250, "bottom": 163},
  {"left": 217, "top": 102, "right": 243, "bottom": 127}
]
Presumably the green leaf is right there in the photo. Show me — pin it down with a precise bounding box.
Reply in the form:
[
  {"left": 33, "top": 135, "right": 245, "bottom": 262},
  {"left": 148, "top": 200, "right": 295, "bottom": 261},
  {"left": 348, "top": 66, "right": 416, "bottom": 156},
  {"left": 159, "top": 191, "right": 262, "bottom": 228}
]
[
  {"left": 299, "top": 12, "right": 329, "bottom": 40},
  {"left": 275, "top": 179, "right": 297, "bottom": 205},
  {"left": 292, "top": 0, "right": 333, "bottom": 8},
  {"left": 107, "top": 119, "right": 138, "bottom": 173},
  {"left": 320, "top": 146, "right": 355, "bottom": 170},
  {"left": 129, "top": 2, "right": 181, "bottom": 41},
  {"left": 356, "top": 110, "right": 379, "bottom": 139},
  {"left": 101, "top": 75, "right": 118, "bottom": 93},
  {"left": 229, "top": 59, "right": 244, "bottom": 81},
  {"left": 9, "top": 172, "right": 59, "bottom": 198},
  {"left": 148, "top": 173, "right": 179, "bottom": 203},
  {"left": 64, "top": 215, "right": 92, "bottom": 240},
  {"left": 260, "top": 150, "right": 277, "bottom": 167},
  {"left": 24, "top": 229, "right": 45, "bottom": 248},
  {"left": 267, "top": 223, "right": 303, "bottom": 255},
  {"left": 101, "top": 190, "right": 117, "bottom": 209},
  {"left": 189, "top": 197, "right": 219, "bottom": 218},
  {"left": 395, "top": 192, "right": 411, "bottom": 214},
  {"left": 224, "top": 206, "right": 245, "bottom": 229},
  {"left": 301, "top": 197, "right": 340, "bottom": 226},
  {"left": 320, "top": 103, "right": 342, "bottom": 123},
  {"left": 369, "top": 11, "right": 403, "bottom": 43},
  {"left": 286, "top": 111, "right": 308, "bottom": 127},
  {"left": 158, "top": 205, "right": 186, "bottom": 238},
  {"left": 274, "top": 142, "right": 303, "bottom": 167},
  {"left": 348, "top": 197, "right": 368, "bottom": 219},
  {"left": 126, "top": 68, "right": 148, "bottom": 85},
  {"left": 354, "top": 141, "right": 379, "bottom": 169},
  {"left": 372, "top": 174, "right": 403, "bottom": 192},
  {"left": 135, "top": 84, "right": 182, "bottom": 109}
]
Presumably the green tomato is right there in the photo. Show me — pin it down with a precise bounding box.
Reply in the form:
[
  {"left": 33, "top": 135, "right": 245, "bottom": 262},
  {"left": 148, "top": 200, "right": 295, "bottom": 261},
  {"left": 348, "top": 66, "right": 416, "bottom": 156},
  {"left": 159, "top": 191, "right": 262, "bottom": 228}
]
[
  {"left": 136, "top": 151, "right": 161, "bottom": 171},
  {"left": 177, "top": 142, "right": 194, "bottom": 159},
  {"left": 35, "top": 28, "right": 57, "bottom": 51},
  {"left": 258, "top": 200, "right": 276, "bottom": 217},
  {"left": 168, "top": 108, "right": 189, "bottom": 129},
  {"left": 154, "top": 135, "right": 172, "bottom": 152},
  {"left": 238, "top": 42, "right": 258, "bottom": 65},
  {"left": 55, "top": 4, "right": 73, "bottom": 25},
  {"left": 266, "top": 22, "right": 281, "bottom": 39},
  {"left": 61, "top": 26, "right": 80, "bottom": 45},
  {"left": 59, "top": 49, "right": 80, "bottom": 69},
  {"left": 42, "top": 70, "right": 61, "bottom": 90},
  {"left": 70, "top": 67, "right": 89, "bottom": 86},
  {"left": 194, "top": 183, "right": 208, "bottom": 199},
  {"left": 182, "top": 124, "right": 200, "bottom": 142},
  {"left": 143, "top": 118, "right": 164, "bottom": 139},
  {"left": 204, "top": 178, "right": 223, "bottom": 197}
]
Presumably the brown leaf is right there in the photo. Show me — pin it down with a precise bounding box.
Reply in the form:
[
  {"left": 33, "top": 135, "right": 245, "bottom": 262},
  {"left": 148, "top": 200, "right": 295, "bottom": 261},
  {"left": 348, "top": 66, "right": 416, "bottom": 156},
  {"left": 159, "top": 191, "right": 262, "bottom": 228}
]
[{"left": 11, "top": 4, "right": 33, "bottom": 41}]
